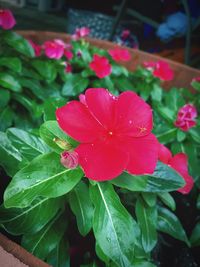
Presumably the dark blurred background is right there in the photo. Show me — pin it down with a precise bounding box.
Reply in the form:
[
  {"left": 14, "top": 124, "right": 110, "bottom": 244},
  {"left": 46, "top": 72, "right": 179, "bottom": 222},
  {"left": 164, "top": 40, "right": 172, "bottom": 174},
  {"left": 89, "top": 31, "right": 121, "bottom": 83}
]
[{"left": 0, "top": 0, "right": 200, "bottom": 66}]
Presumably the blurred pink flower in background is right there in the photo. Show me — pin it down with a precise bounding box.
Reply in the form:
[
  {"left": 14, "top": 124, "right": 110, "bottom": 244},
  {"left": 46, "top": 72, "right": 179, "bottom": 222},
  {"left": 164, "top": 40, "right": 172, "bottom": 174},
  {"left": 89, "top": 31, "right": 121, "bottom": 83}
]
[
  {"left": 43, "top": 39, "right": 65, "bottom": 59},
  {"left": 144, "top": 60, "right": 174, "bottom": 81},
  {"left": 72, "top": 27, "right": 90, "bottom": 40},
  {"left": 108, "top": 47, "right": 131, "bottom": 62},
  {"left": 65, "top": 62, "right": 72, "bottom": 73},
  {"left": 89, "top": 54, "right": 112, "bottom": 78},
  {"left": 174, "top": 104, "right": 197, "bottom": 131},
  {"left": 0, "top": 9, "right": 16, "bottom": 30},
  {"left": 64, "top": 49, "right": 73, "bottom": 60},
  {"left": 121, "top": 29, "right": 131, "bottom": 41}
]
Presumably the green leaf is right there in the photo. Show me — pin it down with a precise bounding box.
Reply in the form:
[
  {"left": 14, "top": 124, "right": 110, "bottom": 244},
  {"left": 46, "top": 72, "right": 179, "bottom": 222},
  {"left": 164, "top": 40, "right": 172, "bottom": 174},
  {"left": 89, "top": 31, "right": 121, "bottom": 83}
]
[
  {"left": 43, "top": 98, "right": 67, "bottom": 121},
  {"left": 136, "top": 198, "right": 157, "bottom": 252},
  {"left": 0, "top": 73, "right": 21, "bottom": 92},
  {"left": 4, "top": 152, "right": 83, "bottom": 208},
  {"left": 81, "top": 68, "right": 94, "bottom": 78},
  {"left": 150, "top": 84, "right": 162, "bottom": 102},
  {"left": 111, "top": 65, "right": 128, "bottom": 77},
  {"left": 138, "top": 83, "right": 151, "bottom": 101},
  {"left": 156, "top": 128, "right": 177, "bottom": 144},
  {"left": 197, "top": 194, "right": 200, "bottom": 209},
  {"left": 157, "top": 206, "right": 189, "bottom": 245},
  {"left": 156, "top": 105, "right": 175, "bottom": 123},
  {"left": 190, "top": 222, "right": 200, "bottom": 247},
  {"left": 18, "top": 78, "right": 46, "bottom": 101},
  {"left": 114, "top": 77, "right": 135, "bottom": 92},
  {"left": 62, "top": 74, "right": 89, "bottom": 96},
  {"left": 32, "top": 60, "right": 57, "bottom": 83},
  {"left": 12, "top": 94, "right": 36, "bottom": 114},
  {"left": 0, "top": 131, "right": 22, "bottom": 176},
  {"left": 7, "top": 128, "right": 51, "bottom": 161},
  {"left": 80, "top": 263, "right": 99, "bottom": 267},
  {"left": 191, "top": 81, "right": 200, "bottom": 91},
  {"left": 90, "top": 182, "right": 140, "bottom": 267},
  {"left": 40, "top": 120, "right": 78, "bottom": 153},
  {"left": 0, "top": 106, "right": 13, "bottom": 131},
  {"left": 189, "top": 127, "right": 200, "bottom": 143},
  {"left": 104, "top": 76, "right": 118, "bottom": 95},
  {"left": 46, "top": 236, "right": 70, "bottom": 267},
  {"left": 111, "top": 161, "right": 185, "bottom": 192},
  {"left": 142, "top": 193, "right": 156, "bottom": 207},
  {"left": 132, "top": 260, "right": 156, "bottom": 267},
  {"left": 4, "top": 32, "right": 34, "bottom": 57},
  {"left": 0, "top": 197, "right": 63, "bottom": 235},
  {"left": 0, "top": 57, "right": 22, "bottom": 73},
  {"left": 158, "top": 192, "right": 176, "bottom": 211},
  {"left": 69, "top": 181, "right": 93, "bottom": 236},
  {"left": 177, "top": 129, "right": 186, "bottom": 142},
  {"left": 165, "top": 88, "right": 185, "bottom": 113},
  {"left": 95, "top": 242, "right": 110, "bottom": 264},
  {"left": 22, "top": 212, "right": 67, "bottom": 260},
  {"left": 0, "top": 89, "right": 10, "bottom": 109}
]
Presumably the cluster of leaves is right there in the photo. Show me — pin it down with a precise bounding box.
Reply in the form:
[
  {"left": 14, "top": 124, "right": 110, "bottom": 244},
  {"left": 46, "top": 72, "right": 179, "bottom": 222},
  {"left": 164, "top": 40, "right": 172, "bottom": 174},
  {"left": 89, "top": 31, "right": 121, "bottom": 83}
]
[{"left": 0, "top": 28, "right": 200, "bottom": 267}]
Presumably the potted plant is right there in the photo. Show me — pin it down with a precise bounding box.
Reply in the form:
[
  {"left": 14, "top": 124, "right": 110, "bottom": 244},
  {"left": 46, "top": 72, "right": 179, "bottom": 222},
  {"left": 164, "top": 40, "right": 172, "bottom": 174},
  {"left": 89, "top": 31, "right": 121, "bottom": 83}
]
[{"left": 0, "top": 9, "right": 200, "bottom": 267}]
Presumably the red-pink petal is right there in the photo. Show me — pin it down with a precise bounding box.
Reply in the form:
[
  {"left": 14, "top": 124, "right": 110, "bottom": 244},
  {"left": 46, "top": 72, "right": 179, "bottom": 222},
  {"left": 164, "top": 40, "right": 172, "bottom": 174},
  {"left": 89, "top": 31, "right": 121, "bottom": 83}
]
[
  {"left": 108, "top": 47, "right": 131, "bottom": 62},
  {"left": 89, "top": 54, "right": 112, "bottom": 79},
  {"left": 115, "top": 91, "right": 153, "bottom": 137},
  {"left": 75, "top": 142, "right": 129, "bottom": 181},
  {"left": 153, "top": 61, "right": 174, "bottom": 81},
  {"left": 85, "top": 88, "right": 117, "bottom": 129},
  {"left": 0, "top": 9, "right": 16, "bottom": 30},
  {"left": 158, "top": 143, "right": 172, "bottom": 164},
  {"left": 123, "top": 133, "right": 158, "bottom": 175},
  {"left": 169, "top": 153, "right": 194, "bottom": 194},
  {"left": 56, "top": 101, "right": 104, "bottom": 143}
]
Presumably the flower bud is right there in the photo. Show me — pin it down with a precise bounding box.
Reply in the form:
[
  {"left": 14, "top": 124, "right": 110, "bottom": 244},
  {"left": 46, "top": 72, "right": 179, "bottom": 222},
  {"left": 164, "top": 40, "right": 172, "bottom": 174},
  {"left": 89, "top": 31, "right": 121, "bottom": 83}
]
[{"left": 60, "top": 151, "right": 79, "bottom": 169}]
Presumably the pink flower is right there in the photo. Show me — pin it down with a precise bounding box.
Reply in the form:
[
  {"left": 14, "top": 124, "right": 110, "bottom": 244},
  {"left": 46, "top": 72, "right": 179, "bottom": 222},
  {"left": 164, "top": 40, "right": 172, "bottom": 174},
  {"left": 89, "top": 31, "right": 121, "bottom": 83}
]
[
  {"left": 108, "top": 47, "right": 131, "bottom": 62},
  {"left": 65, "top": 63, "right": 72, "bottom": 73},
  {"left": 43, "top": 39, "right": 65, "bottom": 59},
  {"left": 56, "top": 88, "right": 158, "bottom": 181},
  {"left": 72, "top": 27, "right": 90, "bottom": 40},
  {"left": 158, "top": 144, "right": 194, "bottom": 194},
  {"left": 0, "top": 9, "right": 16, "bottom": 30},
  {"left": 64, "top": 49, "right": 73, "bottom": 60},
  {"left": 174, "top": 104, "right": 197, "bottom": 131},
  {"left": 60, "top": 151, "right": 79, "bottom": 169},
  {"left": 28, "top": 39, "right": 42, "bottom": 57},
  {"left": 143, "top": 61, "right": 157, "bottom": 70},
  {"left": 121, "top": 29, "right": 130, "bottom": 40},
  {"left": 192, "top": 76, "right": 200, "bottom": 83},
  {"left": 144, "top": 60, "right": 174, "bottom": 81},
  {"left": 89, "top": 54, "right": 112, "bottom": 78}
]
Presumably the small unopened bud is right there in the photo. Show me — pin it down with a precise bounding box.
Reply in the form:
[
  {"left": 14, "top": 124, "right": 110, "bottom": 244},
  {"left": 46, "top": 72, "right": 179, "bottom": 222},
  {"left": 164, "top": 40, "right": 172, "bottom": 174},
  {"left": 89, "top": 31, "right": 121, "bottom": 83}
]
[
  {"left": 79, "top": 94, "right": 87, "bottom": 105},
  {"left": 61, "top": 151, "right": 79, "bottom": 169},
  {"left": 53, "top": 138, "right": 72, "bottom": 150},
  {"left": 77, "top": 50, "right": 82, "bottom": 58}
]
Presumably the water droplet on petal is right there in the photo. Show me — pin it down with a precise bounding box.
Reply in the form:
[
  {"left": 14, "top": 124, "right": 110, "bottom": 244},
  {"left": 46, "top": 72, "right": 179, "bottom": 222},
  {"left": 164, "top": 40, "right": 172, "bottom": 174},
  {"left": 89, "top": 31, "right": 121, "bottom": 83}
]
[{"left": 129, "top": 120, "right": 132, "bottom": 124}]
